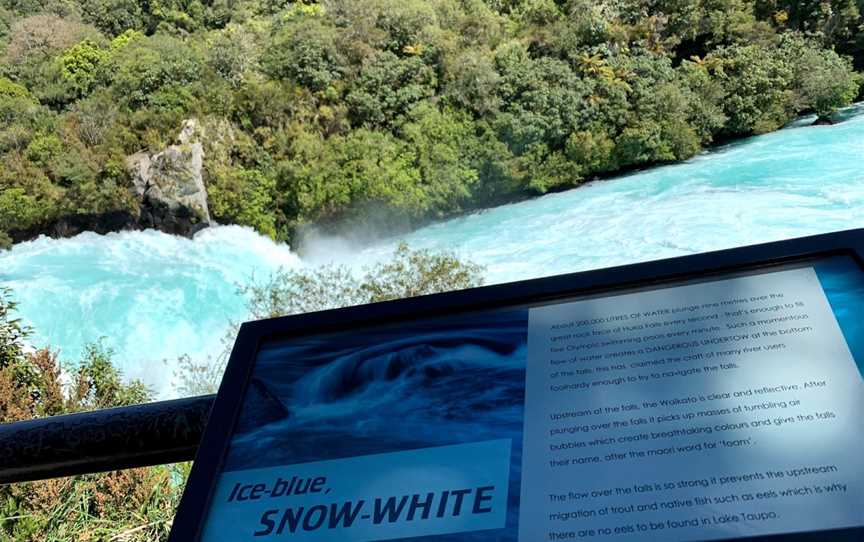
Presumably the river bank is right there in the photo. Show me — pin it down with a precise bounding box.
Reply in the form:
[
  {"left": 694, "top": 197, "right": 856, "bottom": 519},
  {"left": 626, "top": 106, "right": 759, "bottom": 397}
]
[{"left": 3, "top": 105, "right": 859, "bottom": 252}]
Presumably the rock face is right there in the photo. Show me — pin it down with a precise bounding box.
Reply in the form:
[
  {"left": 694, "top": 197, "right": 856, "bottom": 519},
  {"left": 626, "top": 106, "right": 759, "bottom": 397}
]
[
  {"left": 8, "top": 119, "right": 213, "bottom": 245},
  {"left": 126, "top": 119, "right": 212, "bottom": 237}
]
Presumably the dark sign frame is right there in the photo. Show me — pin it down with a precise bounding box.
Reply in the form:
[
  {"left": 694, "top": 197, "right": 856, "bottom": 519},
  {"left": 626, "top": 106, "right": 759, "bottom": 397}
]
[{"left": 169, "top": 228, "right": 864, "bottom": 542}]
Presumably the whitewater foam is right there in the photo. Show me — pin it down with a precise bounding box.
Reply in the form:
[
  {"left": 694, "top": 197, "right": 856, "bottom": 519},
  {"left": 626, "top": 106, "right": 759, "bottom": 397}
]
[{"left": 0, "top": 226, "right": 300, "bottom": 397}]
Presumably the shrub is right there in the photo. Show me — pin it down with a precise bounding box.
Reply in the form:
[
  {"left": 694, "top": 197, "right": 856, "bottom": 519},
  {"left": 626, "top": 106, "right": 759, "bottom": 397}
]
[
  {"left": 0, "top": 186, "right": 51, "bottom": 233},
  {"left": 782, "top": 35, "right": 861, "bottom": 117},
  {"left": 109, "top": 35, "right": 204, "bottom": 109},
  {"left": 207, "top": 24, "right": 261, "bottom": 89},
  {"left": 493, "top": 42, "right": 591, "bottom": 153},
  {"left": 399, "top": 104, "right": 479, "bottom": 215},
  {"left": 710, "top": 43, "right": 796, "bottom": 134},
  {"left": 262, "top": 17, "right": 344, "bottom": 91},
  {"left": 59, "top": 38, "right": 109, "bottom": 96},
  {"left": 174, "top": 243, "right": 486, "bottom": 394},
  {"left": 81, "top": 0, "right": 147, "bottom": 36},
  {"left": 280, "top": 127, "right": 423, "bottom": 225},
  {"left": 346, "top": 51, "right": 437, "bottom": 128},
  {"left": 0, "top": 77, "right": 28, "bottom": 98},
  {"left": 207, "top": 166, "right": 279, "bottom": 239},
  {"left": 0, "top": 288, "right": 180, "bottom": 542}
]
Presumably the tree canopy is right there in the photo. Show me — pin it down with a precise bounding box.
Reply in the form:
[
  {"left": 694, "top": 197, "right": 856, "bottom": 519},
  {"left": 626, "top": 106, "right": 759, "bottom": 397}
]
[{"left": 0, "top": 0, "right": 860, "bottom": 247}]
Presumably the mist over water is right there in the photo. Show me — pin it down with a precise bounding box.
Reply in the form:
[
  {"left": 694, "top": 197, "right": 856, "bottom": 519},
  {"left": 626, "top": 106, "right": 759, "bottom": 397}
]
[{"left": 2, "top": 106, "right": 863, "bottom": 396}]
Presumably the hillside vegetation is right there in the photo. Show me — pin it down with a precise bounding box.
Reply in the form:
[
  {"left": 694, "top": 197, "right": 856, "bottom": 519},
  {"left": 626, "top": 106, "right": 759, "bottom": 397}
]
[{"left": 0, "top": 0, "right": 861, "bottom": 247}]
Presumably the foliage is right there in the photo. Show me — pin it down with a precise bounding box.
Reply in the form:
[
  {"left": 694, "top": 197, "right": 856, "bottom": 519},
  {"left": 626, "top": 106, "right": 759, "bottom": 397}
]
[
  {"left": 280, "top": 127, "right": 423, "bottom": 226},
  {"left": 4, "top": 14, "right": 96, "bottom": 65},
  {"left": 59, "top": 38, "right": 109, "bottom": 96},
  {"left": 493, "top": 42, "right": 591, "bottom": 154},
  {"left": 399, "top": 104, "right": 479, "bottom": 214},
  {"left": 0, "top": 76, "right": 27, "bottom": 98},
  {"left": 262, "top": 16, "right": 344, "bottom": 91},
  {"left": 0, "top": 288, "right": 183, "bottom": 542},
  {"left": 109, "top": 34, "right": 204, "bottom": 109},
  {"left": 206, "top": 24, "right": 260, "bottom": 88},
  {"left": 244, "top": 242, "right": 485, "bottom": 318},
  {"left": 0, "top": 152, "right": 66, "bottom": 239},
  {"left": 0, "top": 0, "right": 859, "bottom": 245},
  {"left": 442, "top": 49, "right": 502, "bottom": 114},
  {"left": 0, "top": 286, "right": 28, "bottom": 369},
  {"left": 782, "top": 34, "right": 862, "bottom": 116},
  {"left": 207, "top": 166, "right": 278, "bottom": 238},
  {"left": 347, "top": 51, "right": 437, "bottom": 128},
  {"left": 80, "top": 0, "right": 147, "bottom": 36},
  {"left": 175, "top": 243, "right": 486, "bottom": 395},
  {"left": 711, "top": 43, "right": 797, "bottom": 134}
]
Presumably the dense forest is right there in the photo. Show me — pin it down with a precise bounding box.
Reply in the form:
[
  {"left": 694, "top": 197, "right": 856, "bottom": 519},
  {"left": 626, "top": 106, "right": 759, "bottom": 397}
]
[{"left": 0, "top": 0, "right": 861, "bottom": 248}]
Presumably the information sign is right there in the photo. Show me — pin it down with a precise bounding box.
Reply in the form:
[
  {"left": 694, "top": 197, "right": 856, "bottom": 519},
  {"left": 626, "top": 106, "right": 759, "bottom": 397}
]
[{"left": 170, "top": 229, "right": 864, "bottom": 542}]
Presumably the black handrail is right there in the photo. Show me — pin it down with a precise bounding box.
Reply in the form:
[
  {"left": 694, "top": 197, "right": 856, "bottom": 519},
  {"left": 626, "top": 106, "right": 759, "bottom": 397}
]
[{"left": 0, "top": 395, "right": 214, "bottom": 485}]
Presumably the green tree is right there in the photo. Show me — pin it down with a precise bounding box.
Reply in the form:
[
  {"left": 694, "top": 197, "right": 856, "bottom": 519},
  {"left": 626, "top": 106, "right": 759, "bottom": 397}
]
[
  {"left": 762, "top": 0, "right": 861, "bottom": 48},
  {"left": 493, "top": 42, "right": 591, "bottom": 154},
  {"left": 109, "top": 34, "right": 204, "bottom": 109},
  {"left": 206, "top": 23, "right": 261, "bottom": 88},
  {"left": 399, "top": 104, "right": 479, "bottom": 215},
  {"left": 281, "top": 128, "right": 423, "bottom": 226},
  {"left": 614, "top": 80, "right": 703, "bottom": 166},
  {"left": 207, "top": 166, "right": 279, "bottom": 238},
  {"left": 678, "top": 59, "right": 728, "bottom": 142},
  {"left": 373, "top": 0, "right": 438, "bottom": 53},
  {"left": 346, "top": 51, "right": 437, "bottom": 128},
  {"left": 781, "top": 34, "right": 861, "bottom": 117},
  {"left": 565, "top": 127, "right": 617, "bottom": 176},
  {"left": 0, "top": 0, "right": 81, "bottom": 18},
  {"left": 0, "top": 153, "right": 62, "bottom": 236},
  {"left": 0, "top": 76, "right": 28, "bottom": 98},
  {"left": 262, "top": 16, "right": 344, "bottom": 91},
  {"left": 442, "top": 49, "right": 502, "bottom": 115},
  {"left": 514, "top": 142, "right": 582, "bottom": 193},
  {"left": 80, "top": 0, "right": 147, "bottom": 36},
  {"left": 710, "top": 43, "right": 796, "bottom": 134},
  {"left": 60, "top": 38, "right": 109, "bottom": 96}
]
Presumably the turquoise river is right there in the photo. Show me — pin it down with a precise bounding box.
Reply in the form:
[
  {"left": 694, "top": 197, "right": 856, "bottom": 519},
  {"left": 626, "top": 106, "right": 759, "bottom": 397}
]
[{"left": 2, "top": 105, "right": 863, "bottom": 396}]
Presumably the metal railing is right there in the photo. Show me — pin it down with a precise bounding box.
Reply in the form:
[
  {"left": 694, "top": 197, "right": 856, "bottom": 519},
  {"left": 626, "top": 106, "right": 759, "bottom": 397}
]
[{"left": 0, "top": 395, "right": 214, "bottom": 484}]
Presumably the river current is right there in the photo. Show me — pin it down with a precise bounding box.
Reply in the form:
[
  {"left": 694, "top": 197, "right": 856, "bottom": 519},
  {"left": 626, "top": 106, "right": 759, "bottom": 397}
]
[{"left": 2, "top": 105, "right": 863, "bottom": 396}]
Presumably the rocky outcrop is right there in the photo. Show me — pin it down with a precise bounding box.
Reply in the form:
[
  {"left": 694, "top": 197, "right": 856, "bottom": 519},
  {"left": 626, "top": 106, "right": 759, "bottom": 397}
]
[
  {"left": 126, "top": 119, "right": 212, "bottom": 237},
  {"left": 6, "top": 120, "right": 214, "bottom": 245}
]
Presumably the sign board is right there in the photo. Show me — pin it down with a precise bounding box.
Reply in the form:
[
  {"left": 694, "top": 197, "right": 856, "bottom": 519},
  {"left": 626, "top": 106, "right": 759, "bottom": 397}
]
[{"left": 170, "top": 229, "right": 864, "bottom": 542}]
